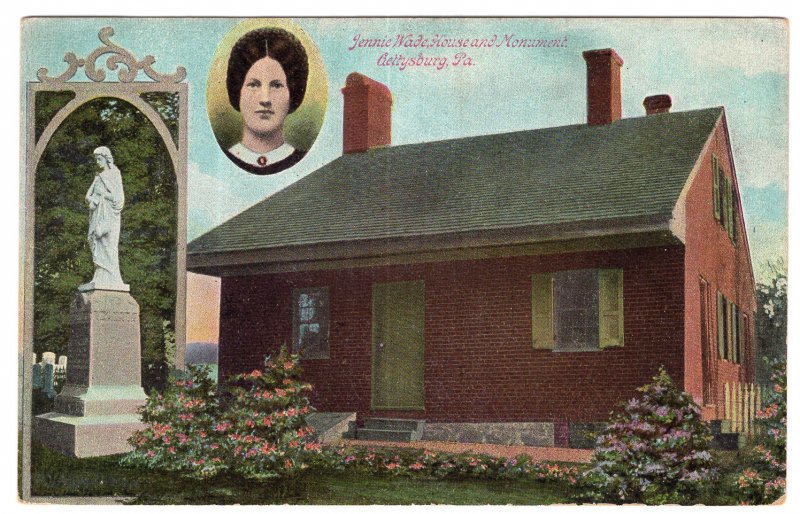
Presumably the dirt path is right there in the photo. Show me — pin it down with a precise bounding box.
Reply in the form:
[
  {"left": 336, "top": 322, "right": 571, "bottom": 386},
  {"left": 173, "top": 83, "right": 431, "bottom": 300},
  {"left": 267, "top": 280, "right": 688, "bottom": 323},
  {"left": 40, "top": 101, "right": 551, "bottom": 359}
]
[{"left": 341, "top": 439, "right": 593, "bottom": 463}]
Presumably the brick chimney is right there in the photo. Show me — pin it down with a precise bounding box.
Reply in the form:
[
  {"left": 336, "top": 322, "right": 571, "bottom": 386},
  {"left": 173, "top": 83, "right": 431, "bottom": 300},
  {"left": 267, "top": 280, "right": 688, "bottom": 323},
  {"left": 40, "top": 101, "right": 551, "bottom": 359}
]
[
  {"left": 582, "top": 49, "right": 623, "bottom": 125},
  {"left": 643, "top": 94, "right": 672, "bottom": 115},
  {"left": 341, "top": 72, "right": 392, "bottom": 154}
]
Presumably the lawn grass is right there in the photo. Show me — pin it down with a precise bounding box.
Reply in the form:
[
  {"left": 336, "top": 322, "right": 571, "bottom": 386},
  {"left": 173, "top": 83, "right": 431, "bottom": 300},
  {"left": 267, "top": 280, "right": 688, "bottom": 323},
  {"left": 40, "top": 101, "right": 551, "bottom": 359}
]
[
  {"left": 30, "top": 442, "right": 572, "bottom": 505},
  {"left": 29, "top": 442, "right": 748, "bottom": 505}
]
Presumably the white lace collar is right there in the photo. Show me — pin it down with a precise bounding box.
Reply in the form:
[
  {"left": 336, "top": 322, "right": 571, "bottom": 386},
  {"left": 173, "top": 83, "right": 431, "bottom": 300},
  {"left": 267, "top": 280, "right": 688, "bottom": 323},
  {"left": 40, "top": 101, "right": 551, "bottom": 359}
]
[{"left": 228, "top": 142, "right": 295, "bottom": 167}]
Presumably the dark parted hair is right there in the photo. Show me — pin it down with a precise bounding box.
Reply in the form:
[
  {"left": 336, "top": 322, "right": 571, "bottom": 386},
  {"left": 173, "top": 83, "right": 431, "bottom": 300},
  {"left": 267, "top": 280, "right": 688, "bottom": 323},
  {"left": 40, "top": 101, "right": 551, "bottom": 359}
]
[{"left": 226, "top": 27, "right": 309, "bottom": 114}]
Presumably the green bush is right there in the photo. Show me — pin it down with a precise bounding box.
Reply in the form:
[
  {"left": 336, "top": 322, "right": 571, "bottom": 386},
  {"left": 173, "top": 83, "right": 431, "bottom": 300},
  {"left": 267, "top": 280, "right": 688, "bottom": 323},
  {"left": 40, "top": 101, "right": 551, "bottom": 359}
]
[{"left": 576, "top": 367, "right": 715, "bottom": 505}]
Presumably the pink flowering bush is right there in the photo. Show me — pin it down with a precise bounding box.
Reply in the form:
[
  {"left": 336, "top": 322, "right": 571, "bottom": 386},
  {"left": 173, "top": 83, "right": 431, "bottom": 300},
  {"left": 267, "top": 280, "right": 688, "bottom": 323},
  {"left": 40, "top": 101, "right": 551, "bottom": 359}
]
[
  {"left": 122, "top": 347, "right": 321, "bottom": 480},
  {"left": 736, "top": 358, "right": 786, "bottom": 505},
  {"left": 576, "top": 367, "right": 715, "bottom": 505},
  {"left": 327, "top": 446, "right": 579, "bottom": 483},
  {"left": 121, "top": 365, "right": 227, "bottom": 478},
  {"left": 218, "top": 346, "right": 321, "bottom": 479}
]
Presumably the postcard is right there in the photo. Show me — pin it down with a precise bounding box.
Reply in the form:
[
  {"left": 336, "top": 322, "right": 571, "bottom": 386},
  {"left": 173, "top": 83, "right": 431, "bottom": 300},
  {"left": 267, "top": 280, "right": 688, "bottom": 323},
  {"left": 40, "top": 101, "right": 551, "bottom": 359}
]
[{"left": 18, "top": 17, "right": 788, "bottom": 505}]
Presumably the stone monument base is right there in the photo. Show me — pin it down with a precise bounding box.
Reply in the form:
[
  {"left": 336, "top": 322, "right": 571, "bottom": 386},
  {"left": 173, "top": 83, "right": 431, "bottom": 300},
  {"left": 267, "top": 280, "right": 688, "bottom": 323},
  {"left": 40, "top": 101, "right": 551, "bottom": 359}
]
[
  {"left": 55, "top": 384, "right": 147, "bottom": 417},
  {"left": 34, "top": 413, "right": 145, "bottom": 458},
  {"left": 33, "top": 289, "right": 147, "bottom": 458}
]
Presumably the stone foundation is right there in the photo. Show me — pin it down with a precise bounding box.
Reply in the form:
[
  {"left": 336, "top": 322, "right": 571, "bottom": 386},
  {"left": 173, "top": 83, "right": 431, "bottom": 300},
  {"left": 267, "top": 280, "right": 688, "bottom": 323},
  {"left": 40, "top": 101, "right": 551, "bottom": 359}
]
[
  {"left": 421, "top": 422, "right": 554, "bottom": 447},
  {"left": 568, "top": 422, "right": 607, "bottom": 449}
]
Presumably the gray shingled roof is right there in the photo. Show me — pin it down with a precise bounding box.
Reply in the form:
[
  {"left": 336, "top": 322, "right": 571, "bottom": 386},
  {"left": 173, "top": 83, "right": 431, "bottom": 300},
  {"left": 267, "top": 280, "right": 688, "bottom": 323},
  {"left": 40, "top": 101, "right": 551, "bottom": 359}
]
[{"left": 188, "top": 107, "right": 722, "bottom": 256}]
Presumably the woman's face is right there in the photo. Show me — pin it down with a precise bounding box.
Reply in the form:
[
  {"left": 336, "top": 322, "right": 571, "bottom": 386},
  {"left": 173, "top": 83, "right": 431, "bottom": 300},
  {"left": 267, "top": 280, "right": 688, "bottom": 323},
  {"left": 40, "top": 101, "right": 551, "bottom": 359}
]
[
  {"left": 239, "top": 56, "right": 291, "bottom": 138},
  {"left": 94, "top": 154, "right": 107, "bottom": 171}
]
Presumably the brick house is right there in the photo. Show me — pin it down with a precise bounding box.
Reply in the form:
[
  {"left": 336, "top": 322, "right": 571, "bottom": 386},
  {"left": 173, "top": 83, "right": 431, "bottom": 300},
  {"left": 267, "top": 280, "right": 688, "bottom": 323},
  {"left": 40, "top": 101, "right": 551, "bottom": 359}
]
[{"left": 188, "top": 49, "right": 755, "bottom": 447}]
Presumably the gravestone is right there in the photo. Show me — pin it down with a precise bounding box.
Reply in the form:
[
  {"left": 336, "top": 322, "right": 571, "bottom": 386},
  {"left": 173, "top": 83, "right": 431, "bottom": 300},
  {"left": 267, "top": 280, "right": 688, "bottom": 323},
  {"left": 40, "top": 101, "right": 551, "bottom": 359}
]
[
  {"left": 34, "top": 290, "right": 147, "bottom": 457},
  {"left": 31, "top": 356, "right": 42, "bottom": 390},
  {"left": 42, "top": 362, "right": 55, "bottom": 398}
]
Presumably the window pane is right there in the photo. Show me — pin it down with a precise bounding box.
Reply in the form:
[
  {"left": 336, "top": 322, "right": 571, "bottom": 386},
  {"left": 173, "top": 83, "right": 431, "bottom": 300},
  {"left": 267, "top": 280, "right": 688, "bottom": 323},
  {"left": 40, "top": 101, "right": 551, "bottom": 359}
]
[
  {"left": 292, "top": 287, "right": 330, "bottom": 359},
  {"left": 554, "top": 269, "right": 599, "bottom": 351}
]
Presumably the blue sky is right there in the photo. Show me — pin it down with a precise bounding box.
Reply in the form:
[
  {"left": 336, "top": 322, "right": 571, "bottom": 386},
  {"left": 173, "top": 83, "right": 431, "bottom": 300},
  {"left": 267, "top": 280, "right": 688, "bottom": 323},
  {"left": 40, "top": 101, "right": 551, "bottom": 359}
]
[{"left": 20, "top": 17, "right": 788, "bottom": 281}]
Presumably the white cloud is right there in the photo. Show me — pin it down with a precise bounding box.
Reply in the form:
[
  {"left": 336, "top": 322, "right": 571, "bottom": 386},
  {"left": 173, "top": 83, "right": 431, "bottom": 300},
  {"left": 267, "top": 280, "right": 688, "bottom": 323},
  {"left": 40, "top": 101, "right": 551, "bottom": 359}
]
[
  {"left": 733, "top": 138, "right": 789, "bottom": 190},
  {"left": 552, "top": 18, "right": 788, "bottom": 78},
  {"left": 187, "top": 162, "right": 256, "bottom": 240},
  {"left": 681, "top": 19, "right": 788, "bottom": 78},
  {"left": 748, "top": 223, "right": 788, "bottom": 283}
]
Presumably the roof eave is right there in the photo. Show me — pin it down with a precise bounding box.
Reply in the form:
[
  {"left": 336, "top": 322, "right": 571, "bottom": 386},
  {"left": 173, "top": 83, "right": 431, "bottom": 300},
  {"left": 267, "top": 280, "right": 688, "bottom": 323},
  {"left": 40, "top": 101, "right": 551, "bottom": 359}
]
[{"left": 188, "top": 214, "right": 678, "bottom": 276}]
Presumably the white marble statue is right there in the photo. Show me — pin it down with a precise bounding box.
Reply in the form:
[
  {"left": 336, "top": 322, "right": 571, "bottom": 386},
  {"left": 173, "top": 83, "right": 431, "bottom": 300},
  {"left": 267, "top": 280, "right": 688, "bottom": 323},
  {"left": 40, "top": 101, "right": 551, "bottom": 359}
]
[{"left": 79, "top": 146, "right": 129, "bottom": 292}]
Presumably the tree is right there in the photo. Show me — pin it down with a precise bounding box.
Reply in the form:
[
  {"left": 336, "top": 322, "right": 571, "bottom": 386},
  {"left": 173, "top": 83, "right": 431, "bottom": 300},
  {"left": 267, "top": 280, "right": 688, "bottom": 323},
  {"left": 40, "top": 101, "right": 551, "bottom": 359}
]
[
  {"left": 34, "top": 93, "right": 178, "bottom": 391},
  {"left": 755, "top": 259, "right": 786, "bottom": 384}
]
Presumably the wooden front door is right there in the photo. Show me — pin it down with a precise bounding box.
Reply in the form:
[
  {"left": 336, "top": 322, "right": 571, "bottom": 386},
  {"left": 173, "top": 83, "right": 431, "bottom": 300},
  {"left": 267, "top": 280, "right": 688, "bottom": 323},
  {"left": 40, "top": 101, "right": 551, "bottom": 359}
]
[{"left": 371, "top": 280, "right": 425, "bottom": 410}]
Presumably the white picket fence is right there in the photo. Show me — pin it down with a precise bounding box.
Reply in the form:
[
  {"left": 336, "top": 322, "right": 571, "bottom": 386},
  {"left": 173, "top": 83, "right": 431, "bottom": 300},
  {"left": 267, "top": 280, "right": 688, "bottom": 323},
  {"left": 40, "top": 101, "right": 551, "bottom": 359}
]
[
  {"left": 31, "top": 352, "right": 67, "bottom": 398},
  {"left": 722, "top": 382, "right": 764, "bottom": 437}
]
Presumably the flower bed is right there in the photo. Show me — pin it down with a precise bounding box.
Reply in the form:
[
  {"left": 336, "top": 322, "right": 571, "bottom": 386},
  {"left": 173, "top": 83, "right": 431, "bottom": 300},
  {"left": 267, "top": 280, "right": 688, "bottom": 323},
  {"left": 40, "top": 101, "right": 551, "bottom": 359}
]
[{"left": 324, "top": 445, "right": 580, "bottom": 483}]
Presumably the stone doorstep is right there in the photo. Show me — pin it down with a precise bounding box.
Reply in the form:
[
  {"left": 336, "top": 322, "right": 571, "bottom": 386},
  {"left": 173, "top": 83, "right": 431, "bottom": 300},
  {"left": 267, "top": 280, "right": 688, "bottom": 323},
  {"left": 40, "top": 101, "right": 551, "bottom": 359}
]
[
  {"left": 354, "top": 428, "right": 416, "bottom": 442},
  {"left": 354, "top": 418, "right": 425, "bottom": 442},
  {"left": 34, "top": 412, "right": 145, "bottom": 458},
  {"left": 362, "top": 418, "right": 425, "bottom": 431},
  {"left": 306, "top": 412, "right": 356, "bottom": 443}
]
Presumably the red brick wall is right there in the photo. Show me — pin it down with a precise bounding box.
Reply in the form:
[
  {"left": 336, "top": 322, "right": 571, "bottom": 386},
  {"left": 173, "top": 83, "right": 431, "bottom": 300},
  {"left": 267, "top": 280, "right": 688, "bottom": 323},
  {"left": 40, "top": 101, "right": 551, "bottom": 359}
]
[
  {"left": 683, "top": 116, "right": 757, "bottom": 418},
  {"left": 219, "top": 245, "right": 686, "bottom": 423}
]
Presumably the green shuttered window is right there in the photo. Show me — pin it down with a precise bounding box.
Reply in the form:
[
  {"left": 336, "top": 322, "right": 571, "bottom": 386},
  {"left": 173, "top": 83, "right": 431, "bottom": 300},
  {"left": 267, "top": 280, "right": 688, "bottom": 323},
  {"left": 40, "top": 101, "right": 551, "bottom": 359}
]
[
  {"left": 712, "top": 153, "right": 737, "bottom": 244},
  {"left": 531, "top": 268, "right": 623, "bottom": 351},
  {"left": 730, "top": 187, "right": 738, "bottom": 244},
  {"left": 724, "top": 176, "right": 734, "bottom": 240},
  {"left": 716, "top": 289, "right": 741, "bottom": 364},
  {"left": 717, "top": 291, "right": 726, "bottom": 359},
  {"left": 599, "top": 269, "right": 625, "bottom": 348}
]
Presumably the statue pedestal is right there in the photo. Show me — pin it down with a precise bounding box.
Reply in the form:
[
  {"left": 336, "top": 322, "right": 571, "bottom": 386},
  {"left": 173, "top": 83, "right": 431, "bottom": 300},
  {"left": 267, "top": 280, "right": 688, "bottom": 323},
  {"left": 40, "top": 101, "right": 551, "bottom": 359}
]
[{"left": 34, "top": 289, "right": 147, "bottom": 457}]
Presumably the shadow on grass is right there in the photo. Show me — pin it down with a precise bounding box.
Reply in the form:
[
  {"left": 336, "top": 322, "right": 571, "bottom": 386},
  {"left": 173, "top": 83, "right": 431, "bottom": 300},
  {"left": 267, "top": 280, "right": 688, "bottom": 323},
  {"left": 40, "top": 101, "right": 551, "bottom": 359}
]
[
  {"left": 30, "top": 442, "right": 571, "bottom": 505},
  {"left": 30, "top": 442, "right": 746, "bottom": 505}
]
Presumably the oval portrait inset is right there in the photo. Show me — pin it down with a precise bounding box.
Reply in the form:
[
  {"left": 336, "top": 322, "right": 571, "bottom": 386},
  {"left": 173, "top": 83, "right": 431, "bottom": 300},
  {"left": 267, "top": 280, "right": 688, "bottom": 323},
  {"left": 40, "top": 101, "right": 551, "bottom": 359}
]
[{"left": 207, "top": 20, "right": 328, "bottom": 175}]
